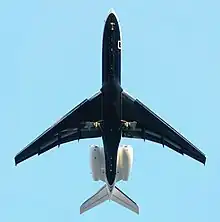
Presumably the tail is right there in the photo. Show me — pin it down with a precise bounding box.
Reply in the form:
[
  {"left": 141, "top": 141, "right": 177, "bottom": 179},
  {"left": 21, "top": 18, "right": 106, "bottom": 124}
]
[{"left": 80, "top": 185, "right": 139, "bottom": 214}]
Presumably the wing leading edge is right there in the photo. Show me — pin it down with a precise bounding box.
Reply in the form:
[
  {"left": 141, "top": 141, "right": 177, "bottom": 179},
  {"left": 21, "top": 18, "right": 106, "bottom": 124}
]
[
  {"left": 15, "top": 91, "right": 103, "bottom": 165},
  {"left": 121, "top": 91, "right": 206, "bottom": 165}
]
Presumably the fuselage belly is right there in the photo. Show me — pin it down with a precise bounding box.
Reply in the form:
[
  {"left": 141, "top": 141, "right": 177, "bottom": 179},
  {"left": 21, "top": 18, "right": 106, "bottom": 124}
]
[{"left": 101, "top": 12, "right": 122, "bottom": 186}]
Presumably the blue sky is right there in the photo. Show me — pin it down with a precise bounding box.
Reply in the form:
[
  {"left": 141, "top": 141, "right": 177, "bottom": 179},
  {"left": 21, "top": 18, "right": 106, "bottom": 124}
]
[{"left": 1, "top": 0, "right": 220, "bottom": 221}]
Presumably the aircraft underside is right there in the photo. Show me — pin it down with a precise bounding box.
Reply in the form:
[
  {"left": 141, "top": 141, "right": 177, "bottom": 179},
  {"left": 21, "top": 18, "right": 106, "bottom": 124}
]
[{"left": 14, "top": 8, "right": 206, "bottom": 215}]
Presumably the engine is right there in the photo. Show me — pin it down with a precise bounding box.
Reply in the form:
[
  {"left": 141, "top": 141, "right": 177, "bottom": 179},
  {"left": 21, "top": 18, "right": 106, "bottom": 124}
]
[
  {"left": 117, "top": 145, "right": 133, "bottom": 181},
  {"left": 90, "top": 145, "right": 105, "bottom": 181},
  {"left": 90, "top": 144, "right": 133, "bottom": 182}
]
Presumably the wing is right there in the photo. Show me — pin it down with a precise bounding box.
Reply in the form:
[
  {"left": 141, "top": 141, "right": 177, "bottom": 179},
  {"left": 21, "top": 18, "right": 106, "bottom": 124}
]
[
  {"left": 15, "top": 91, "right": 103, "bottom": 165},
  {"left": 121, "top": 91, "right": 206, "bottom": 164}
]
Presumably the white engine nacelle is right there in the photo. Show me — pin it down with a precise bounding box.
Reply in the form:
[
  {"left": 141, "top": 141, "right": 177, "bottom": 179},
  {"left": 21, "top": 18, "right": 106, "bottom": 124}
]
[
  {"left": 90, "top": 145, "right": 105, "bottom": 181},
  {"left": 90, "top": 144, "right": 133, "bottom": 182},
  {"left": 117, "top": 145, "right": 133, "bottom": 181}
]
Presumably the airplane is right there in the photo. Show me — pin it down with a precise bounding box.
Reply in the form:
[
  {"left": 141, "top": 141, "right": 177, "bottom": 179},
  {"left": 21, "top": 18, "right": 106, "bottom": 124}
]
[{"left": 15, "top": 9, "right": 206, "bottom": 214}]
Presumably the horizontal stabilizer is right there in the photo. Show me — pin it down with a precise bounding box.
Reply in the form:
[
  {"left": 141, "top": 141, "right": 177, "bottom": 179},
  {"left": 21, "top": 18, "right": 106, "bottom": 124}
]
[
  {"left": 80, "top": 185, "right": 108, "bottom": 214},
  {"left": 80, "top": 185, "right": 139, "bottom": 214},
  {"left": 111, "top": 186, "right": 139, "bottom": 214}
]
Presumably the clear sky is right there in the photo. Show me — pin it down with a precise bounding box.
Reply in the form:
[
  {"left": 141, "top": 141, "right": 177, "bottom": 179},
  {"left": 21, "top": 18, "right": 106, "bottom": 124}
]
[{"left": 1, "top": 0, "right": 220, "bottom": 221}]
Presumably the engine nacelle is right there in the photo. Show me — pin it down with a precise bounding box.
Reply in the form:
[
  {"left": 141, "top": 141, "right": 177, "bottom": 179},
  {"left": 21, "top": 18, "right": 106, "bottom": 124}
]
[
  {"left": 90, "top": 145, "right": 105, "bottom": 181},
  {"left": 117, "top": 145, "right": 133, "bottom": 181},
  {"left": 90, "top": 144, "right": 133, "bottom": 182}
]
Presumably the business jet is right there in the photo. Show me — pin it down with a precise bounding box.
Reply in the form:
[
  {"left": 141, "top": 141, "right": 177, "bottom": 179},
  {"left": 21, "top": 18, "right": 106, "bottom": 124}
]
[{"left": 15, "top": 9, "right": 206, "bottom": 214}]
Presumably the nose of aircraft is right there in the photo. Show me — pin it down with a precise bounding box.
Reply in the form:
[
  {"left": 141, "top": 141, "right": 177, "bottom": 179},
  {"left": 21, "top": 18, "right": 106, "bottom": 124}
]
[
  {"left": 104, "top": 9, "right": 121, "bottom": 40},
  {"left": 106, "top": 8, "right": 118, "bottom": 22},
  {"left": 108, "top": 8, "right": 116, "bottom": 16}
]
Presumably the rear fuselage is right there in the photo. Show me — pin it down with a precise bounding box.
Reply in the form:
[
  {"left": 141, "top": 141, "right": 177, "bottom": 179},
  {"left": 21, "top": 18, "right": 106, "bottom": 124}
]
[{"left": 101, "top": 11, "right": 122, "bottom": 187}]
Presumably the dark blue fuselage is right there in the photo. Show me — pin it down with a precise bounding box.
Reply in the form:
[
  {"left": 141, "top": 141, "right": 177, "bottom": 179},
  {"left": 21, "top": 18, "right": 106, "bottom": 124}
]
[{"left": 101, "top": 12, "right": 122, "bottom": 186}]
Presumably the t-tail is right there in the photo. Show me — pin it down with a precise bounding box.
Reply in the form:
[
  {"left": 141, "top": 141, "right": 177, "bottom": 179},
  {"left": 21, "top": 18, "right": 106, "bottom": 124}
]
[{"left": 80, "top": 185, "right": 139, "bottom": 214}]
